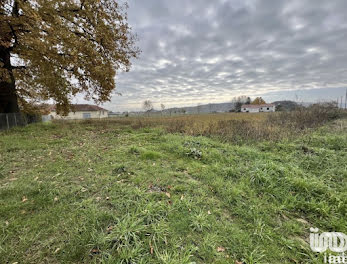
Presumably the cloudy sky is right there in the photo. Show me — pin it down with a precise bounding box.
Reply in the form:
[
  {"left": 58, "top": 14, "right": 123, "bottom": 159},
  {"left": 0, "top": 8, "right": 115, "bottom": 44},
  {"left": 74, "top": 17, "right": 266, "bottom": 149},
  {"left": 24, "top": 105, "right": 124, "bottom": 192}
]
[{"left": 83, "top": 0, "right": 347, "bottom": 111}]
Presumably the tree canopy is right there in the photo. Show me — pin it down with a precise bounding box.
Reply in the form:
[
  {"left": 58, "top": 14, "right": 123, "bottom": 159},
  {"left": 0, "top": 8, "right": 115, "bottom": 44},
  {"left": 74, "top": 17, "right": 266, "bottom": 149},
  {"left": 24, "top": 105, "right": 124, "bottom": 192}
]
[
  {"left": 251, "top": 97, "right": 266, "bottom": 105},
  {"left": 0, "top": 0, "right": 139, "bottom": 114}
]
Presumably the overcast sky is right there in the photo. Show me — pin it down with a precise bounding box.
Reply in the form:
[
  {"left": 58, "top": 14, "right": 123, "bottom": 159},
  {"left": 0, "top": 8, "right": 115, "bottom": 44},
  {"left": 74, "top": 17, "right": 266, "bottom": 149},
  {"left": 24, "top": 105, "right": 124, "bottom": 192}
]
[{"left": 80, "top": 0, "right": 347, "bottom": 111}]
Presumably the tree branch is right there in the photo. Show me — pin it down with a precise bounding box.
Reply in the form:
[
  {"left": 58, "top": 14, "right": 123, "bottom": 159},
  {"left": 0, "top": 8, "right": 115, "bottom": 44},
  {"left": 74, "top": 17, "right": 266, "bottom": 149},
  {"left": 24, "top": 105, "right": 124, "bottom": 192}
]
[
  {"left": 8, "top": 23, "right": 18, "bottom": 50},
  {"left": 12, "top": 65, "right": 26, "bottom": 70}
]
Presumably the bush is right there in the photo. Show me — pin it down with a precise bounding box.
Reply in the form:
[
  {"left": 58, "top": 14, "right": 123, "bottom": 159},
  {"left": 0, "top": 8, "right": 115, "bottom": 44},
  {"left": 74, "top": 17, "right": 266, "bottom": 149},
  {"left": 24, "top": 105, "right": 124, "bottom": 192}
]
[
  {"left": 268, "top": 102, "right": 342, "bottom": 130},
  {"left": 163, "top": 103, "right": 343, "bottom": 144},
  {"left": 165, "top": 120, "right": 188, "bottom": 134}
]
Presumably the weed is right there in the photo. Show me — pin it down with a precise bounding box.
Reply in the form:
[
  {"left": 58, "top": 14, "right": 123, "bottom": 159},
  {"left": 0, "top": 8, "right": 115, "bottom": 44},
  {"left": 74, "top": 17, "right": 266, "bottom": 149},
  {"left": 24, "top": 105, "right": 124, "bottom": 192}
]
[
  {"left": 140, "top": 150, "right": 161, "bottom": 160},
  {"left": 129, "top": 146, "right": 140, "bottom": 155},
  {"left": 0, "top": 164, "right": 4, "bottom": 178},
  {"left": 186, "top": 148, "right": 202, "bottom": 159},
  {"left": 112, "top": 165, "right": 127, "bottom": 175}
]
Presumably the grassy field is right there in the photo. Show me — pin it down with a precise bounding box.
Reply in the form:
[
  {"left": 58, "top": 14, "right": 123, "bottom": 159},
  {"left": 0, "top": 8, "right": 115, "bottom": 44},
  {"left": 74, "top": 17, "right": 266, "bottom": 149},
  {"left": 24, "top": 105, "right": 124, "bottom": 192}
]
[{"left": 0, "top": 113, "right": 346, "bottom": 263}]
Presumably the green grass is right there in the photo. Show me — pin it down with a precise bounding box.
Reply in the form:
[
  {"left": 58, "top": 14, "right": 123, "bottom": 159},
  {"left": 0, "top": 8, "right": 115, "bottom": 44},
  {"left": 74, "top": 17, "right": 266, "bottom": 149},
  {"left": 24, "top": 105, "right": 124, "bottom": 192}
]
[{"left": 0, "top": 118, "right": 346, "bottom": 263}]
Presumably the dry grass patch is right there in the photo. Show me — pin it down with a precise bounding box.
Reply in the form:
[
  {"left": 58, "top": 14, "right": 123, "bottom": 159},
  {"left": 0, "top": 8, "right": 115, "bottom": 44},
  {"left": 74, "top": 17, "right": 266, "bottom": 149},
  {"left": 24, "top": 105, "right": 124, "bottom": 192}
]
[{"left": 54, "top": 105, "right": 345, "bottom": 144}]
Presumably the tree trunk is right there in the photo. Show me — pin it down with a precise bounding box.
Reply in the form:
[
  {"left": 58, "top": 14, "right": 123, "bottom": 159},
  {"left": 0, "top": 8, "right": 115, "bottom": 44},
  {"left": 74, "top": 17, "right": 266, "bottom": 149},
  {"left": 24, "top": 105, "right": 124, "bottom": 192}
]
[{"left": 0, "top": 46, "right": 19, "bottom": 113}]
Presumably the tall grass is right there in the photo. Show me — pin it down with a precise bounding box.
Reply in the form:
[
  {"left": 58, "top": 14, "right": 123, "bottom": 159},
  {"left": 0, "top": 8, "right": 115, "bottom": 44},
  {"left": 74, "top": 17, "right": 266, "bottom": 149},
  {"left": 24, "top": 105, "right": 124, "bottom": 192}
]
[
  {"left": 165, "top": 104, "right": 345, "bottom": 143},
  {"left": 54, "top": 104, "right": 345, "bottom": 144}
]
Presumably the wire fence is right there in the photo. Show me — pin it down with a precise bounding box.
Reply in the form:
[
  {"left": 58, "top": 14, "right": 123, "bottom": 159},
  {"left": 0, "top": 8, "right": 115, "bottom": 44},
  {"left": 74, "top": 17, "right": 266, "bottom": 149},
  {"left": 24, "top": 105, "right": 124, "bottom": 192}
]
[{"left": 0, "top": 113, "right": 41, "bottom": 131}]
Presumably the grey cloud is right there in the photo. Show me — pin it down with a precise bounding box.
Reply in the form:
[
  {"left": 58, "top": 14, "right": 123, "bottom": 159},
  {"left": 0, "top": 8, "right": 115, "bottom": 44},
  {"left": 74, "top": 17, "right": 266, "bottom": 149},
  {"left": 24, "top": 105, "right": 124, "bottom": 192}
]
[{"left": 97, "top": 0, "right": 347, "bottom": 111}]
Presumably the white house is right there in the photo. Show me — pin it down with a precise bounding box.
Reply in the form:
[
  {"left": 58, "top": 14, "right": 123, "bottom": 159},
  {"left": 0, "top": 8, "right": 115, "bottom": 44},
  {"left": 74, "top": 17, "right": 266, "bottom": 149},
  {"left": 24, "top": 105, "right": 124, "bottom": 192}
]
[
  {"left": 48, "top": 104, "right": 109, "bottom": 120},
  {"left": 241, "top": 104, "right": 276, "bottom": 113}
]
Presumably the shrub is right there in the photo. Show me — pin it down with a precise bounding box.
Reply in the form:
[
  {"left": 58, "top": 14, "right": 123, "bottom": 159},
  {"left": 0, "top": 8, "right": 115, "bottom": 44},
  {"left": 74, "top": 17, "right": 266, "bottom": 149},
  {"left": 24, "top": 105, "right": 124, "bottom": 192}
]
[
  {"left": 165, "top": 120, "right": 189, "bottom": 134},
  {"left": 268, "top": 102, "right": 342, "bottom": 130}
]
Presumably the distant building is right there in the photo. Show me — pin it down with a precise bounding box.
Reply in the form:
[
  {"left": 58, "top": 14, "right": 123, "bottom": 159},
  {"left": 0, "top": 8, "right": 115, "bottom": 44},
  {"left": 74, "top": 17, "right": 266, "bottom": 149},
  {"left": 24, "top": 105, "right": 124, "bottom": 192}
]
[
  {"left": 241, "top": 104, "right": 276, "bottom": 113},
  {"left": 48, "top": 104, "right": 109, "bottom": 119},
  {"left": 108, "top": 111, "right": 123, "bottom": 117}
]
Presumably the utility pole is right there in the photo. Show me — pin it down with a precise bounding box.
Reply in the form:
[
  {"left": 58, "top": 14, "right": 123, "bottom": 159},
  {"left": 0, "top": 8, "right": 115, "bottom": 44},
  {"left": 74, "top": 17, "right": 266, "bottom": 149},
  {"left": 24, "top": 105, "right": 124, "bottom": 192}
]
[{"left": 345, "top": 89, "right": 347, "bottom": 109}]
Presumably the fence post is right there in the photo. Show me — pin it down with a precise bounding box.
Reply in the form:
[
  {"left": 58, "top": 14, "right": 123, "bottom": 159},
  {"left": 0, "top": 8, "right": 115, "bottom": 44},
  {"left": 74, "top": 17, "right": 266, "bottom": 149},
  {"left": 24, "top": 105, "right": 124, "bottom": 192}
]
[
  {"left": 6, "top": 114, "right": 9, "bottom": 130},
  {"left": 14, "top": 113, "right": 17, "bottom": 127}
]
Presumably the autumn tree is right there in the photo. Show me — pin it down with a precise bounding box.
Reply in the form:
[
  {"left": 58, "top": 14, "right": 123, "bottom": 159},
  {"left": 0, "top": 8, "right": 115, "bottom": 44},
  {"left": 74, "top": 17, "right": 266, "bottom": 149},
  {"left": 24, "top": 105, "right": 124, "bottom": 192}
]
[
  {"left": 251, "top": 97, "right": 266, "bottom": 105},
  {"left": 0, "top": 0, "right": 139, "bottom": 114}
]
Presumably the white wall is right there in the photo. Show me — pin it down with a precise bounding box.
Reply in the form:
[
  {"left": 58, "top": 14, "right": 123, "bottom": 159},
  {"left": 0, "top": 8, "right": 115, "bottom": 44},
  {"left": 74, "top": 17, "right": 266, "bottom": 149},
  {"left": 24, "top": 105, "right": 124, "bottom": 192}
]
[
  {"left": 260, "top": 106, "right": 276, "bottom": 112},
  {"left": 50, "top": 110, "right": 108, "bottom": 120},
  {"left": 42, "top": 115, "right": 52, "bottom": 122},
  {"left": 242, "top": 107, "right": 260, "bottom": 113},
  {"left": 241, "top": 106, "right": 275, "bottom": 113}
]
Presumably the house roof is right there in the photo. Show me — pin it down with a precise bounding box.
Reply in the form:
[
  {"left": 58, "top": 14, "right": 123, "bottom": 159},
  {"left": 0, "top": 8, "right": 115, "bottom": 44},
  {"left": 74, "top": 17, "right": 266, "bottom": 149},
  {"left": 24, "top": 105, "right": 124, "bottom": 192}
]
[
  {"left": 241, "top": 104, "right": 275, "bottom": 108},
  {"left": 49, "top": 104, "right": 108, "bottom": 112}
]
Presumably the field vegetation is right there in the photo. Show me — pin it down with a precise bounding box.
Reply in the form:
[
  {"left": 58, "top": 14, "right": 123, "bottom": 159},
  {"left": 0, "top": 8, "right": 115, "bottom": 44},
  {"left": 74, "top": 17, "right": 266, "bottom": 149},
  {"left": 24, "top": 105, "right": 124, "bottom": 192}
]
[
  {"left": 0, "top": 106, "right": 346, "bottom": 263},
  {"left": 99, "top": 103, "right": 343, "bottom": 143}
]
